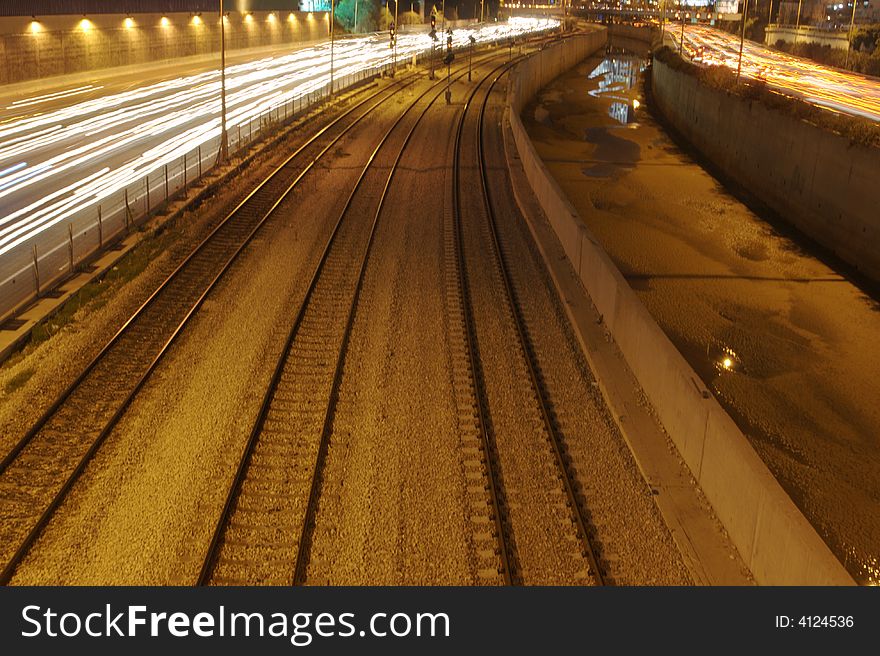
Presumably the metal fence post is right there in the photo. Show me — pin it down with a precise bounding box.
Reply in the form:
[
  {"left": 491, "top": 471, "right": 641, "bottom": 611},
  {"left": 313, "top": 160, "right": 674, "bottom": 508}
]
[
  {"left": 68, "top": 223, "right": 74, "bottom": 272},
  {"left": 198, "top": 145, "right": 203, "bottom": 178},
  {"left": 164, "top": 164, "right": 169, "bottom": 201},
  {"left": 98, "top": 205, "right": 103, "bottom": 249},
  {"left": 145, "top": 176, "right": 150, "bottom": 213},
  {"left": 183, "top": 154, "right": 187, "bottom": 193},
  {"left": 124, "top": 188, "right": 132, "bottom": 232}
]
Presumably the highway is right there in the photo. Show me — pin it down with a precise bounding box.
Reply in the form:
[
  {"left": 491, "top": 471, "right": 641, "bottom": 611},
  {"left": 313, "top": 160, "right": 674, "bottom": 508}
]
[
  {"left": 0, "top": 17, "right": 556, "bottom": 315},
  {"left": 671, "top": 23, "right": 880, "bottom": 122}
]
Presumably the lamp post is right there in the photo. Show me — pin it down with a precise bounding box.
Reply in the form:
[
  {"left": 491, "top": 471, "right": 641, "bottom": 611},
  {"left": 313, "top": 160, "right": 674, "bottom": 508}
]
[
  {"left": 795, "top": 0, "right": 803, "bottom": 29},
  {"left": 844, "top": 0, "right": 858, "bottom": 69},
  {"left": 219, "top": 0, "right": 228, "bottom": 161},
  {"left": 679, "top": 6, "right": 685, "bottom": 55},
  {"left": 737, "top": 0, "right": 750, "bottom": 82},
  {"left": 768, "top": 0, "right": 774, "bottom": 24},
  {"left": 354, "top": 0, "right": 359, "bottom": 33},
  {"left": 330, "top": 0, "right": 335, "bottom": 96}
]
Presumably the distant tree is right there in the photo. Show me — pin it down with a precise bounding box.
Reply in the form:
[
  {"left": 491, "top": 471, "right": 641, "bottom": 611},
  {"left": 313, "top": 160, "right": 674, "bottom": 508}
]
[{"left": 336, "top": 0, "right": 381, "bottom": 33}]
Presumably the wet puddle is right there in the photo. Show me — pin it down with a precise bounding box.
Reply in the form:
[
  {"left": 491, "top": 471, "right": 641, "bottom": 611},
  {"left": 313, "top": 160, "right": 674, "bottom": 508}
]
[{"left": 582, "top": 52, "right": 646, "bottom": 178}]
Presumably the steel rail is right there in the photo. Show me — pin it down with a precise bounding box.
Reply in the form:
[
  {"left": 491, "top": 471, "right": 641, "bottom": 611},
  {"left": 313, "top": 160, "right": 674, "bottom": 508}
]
[
  {"left": 474, "top": 51, "right": 607, "bottom": 585},
  {"left": 0, "top": 72, "right": 423, "bottom": 586},
  {"left": 0, "top": 72, "right": 419, "bottom": 476},
  {"left": 196, "top": 50, "right": 517, "bottom": 586},
  {"left": 450, "top": 58, "right": 522, "bottom": 586}
]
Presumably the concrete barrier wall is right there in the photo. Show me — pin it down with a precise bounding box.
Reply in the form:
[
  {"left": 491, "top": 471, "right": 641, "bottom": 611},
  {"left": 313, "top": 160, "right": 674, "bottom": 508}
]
[
  {"left": 765, "top": 24, "right": 849, "bottom": 50},
  {"left": 651, "top": 59, "right": 880, "bottom": 283},
  {"left": 0, "top": 12, "right": 329, "bottom": 85},
  {"left": 506, "top": 30, "right": 854, "bottom": 584}
]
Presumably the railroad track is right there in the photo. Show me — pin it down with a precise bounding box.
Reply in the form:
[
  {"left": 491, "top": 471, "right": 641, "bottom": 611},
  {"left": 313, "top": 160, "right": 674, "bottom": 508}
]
[
  {"left": 449, "top": 44, "right": 607, "bottom": 585},
  {"left": 0, "top": 69, "right": 427, "bottom": 584},
  {"left": 196, "top": 51, "right": 523, "bottom": 586},
  {"left": 195, "top": 50, "right": 527, "bottom": 586}
]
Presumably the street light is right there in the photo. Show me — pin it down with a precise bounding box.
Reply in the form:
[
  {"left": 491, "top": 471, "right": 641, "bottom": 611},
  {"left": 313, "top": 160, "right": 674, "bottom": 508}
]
[
  {"left": 219, "top": 0, "right": 228, "bottom": 161},
  {"left": 679, "top": 6, "right": 685, "bottom": 55},
  {"left": 330, "top": 1, "right": 336, "bottom": 96},
  {"left": 737, "top": 0, "right": 750, "bottom": 82}
]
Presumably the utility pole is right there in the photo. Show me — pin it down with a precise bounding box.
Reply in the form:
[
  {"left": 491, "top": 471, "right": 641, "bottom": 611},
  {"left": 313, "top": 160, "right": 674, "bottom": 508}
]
[
  {"left": 445, "top": 28, "right": 453, "bottom": 104},
  {"left": 330, "top": 0, "right": 335, "bottom": 96},
  {"left": 679, "top": 7, "right": 685, "bottom": 55},
  {"left": 844, "top": 0, "right": 858, "bottom": 69},
  {"left": 737, "top": 0, "right": 750, "bottom": 82},
  {"left": 219, "top": 0, "right": 228, "bottom": 161},
  {"left": 429, "top": 12, "right": 437, "bottom": 80}
]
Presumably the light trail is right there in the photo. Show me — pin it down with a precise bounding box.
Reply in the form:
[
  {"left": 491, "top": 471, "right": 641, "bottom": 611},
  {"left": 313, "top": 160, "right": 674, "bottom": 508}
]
[
  {"left": 0, "top": 18, "right": 557, "bottom": 263},
  {"left": 671, "top": 24, "right": 880, "bottom": 122}
]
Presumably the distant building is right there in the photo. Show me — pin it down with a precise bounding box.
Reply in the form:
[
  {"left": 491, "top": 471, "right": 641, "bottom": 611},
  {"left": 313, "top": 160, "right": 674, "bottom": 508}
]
[
  {"left": 823, "top": 1, "right": 880, "bottom": 28},
  {"left": 778, "top": 0, "right": 826, "bottom": 25}
]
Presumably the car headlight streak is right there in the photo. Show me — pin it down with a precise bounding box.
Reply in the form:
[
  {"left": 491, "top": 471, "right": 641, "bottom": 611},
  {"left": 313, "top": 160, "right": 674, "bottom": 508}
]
[{"left": 0, "top": 18, "right": 558, "bottom": 259}]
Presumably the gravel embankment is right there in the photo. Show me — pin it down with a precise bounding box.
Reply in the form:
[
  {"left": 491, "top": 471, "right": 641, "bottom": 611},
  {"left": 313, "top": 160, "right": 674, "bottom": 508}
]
[
  {"left": 484, "top": 96, "right": 691, "bottom": 585},
  {"left": 306, "top": 80, "right": 479, "bottom": 585},
  {"left": 8, "top": 86, "right": 404, "bottom": 584}
]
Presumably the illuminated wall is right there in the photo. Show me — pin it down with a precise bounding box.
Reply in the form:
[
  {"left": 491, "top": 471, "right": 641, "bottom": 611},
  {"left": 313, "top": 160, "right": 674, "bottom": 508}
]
[{"left": 0, "top": 11, "right": 330, "bottom": 86}]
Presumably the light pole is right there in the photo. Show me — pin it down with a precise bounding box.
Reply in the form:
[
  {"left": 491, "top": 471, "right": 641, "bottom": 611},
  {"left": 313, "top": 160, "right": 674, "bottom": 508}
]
[
  {"left": 737, "top": 0, "right": 750, "bottom": 82},
  {"left": 394, "top": 0, "right": 399, "bottom": 74},
  {"left": 795, "top": 0, "right": 803, "bottom": 29},
  {"left": 329, "top": 0, "right": 335, "bottom": 96},
  {"left": 768, "top": 0, "right": 774, "bottom": 24},
  {"left": 354, "top": 0, "right": 359, "bottom": 33},
  {"left": 679, "top": 6, "right": 685, "bottom": 56},
  {"left": 480, "top": 0, "right": 485, "bottom": 22},
  {"left": 219, "top": 0, "right": 228, "bottom": 161},
  {"left": 844, "top": 0, "right": 858, "bottom": 69}
]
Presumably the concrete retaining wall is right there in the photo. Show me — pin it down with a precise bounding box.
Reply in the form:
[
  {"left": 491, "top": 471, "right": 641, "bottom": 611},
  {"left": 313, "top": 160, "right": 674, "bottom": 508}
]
[
  {"left": 765, "top": 24, "right": 850, "bottom": 50},
  {"left": 651, "top": 59, "right": 880, "bottom": 283},
  {"left": 506, "top": 30, "right": 854, "bottom": 584},
  {"left": 0, "top": 12, "right": 329, "bottom": 86}
]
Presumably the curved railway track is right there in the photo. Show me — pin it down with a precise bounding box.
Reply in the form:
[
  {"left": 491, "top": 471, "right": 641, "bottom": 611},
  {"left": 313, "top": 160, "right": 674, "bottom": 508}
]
[
  {"left": 0, "top": 69, "right": 428, "bottom": 585},
  {"left": 196, "top": 51, "right": 524, "bottom": 586},
  {"left": 450, "top": 46, "right": 607, "bottom": 585}
]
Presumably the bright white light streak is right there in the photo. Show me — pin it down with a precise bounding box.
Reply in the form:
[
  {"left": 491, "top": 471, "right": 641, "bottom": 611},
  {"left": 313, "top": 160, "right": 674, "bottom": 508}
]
[
  {"left": 7, "top": 84, "right": 103, "bottom": 109},
  {"left": 0, "top": 18, "right": 559, "bottom": 261}
]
